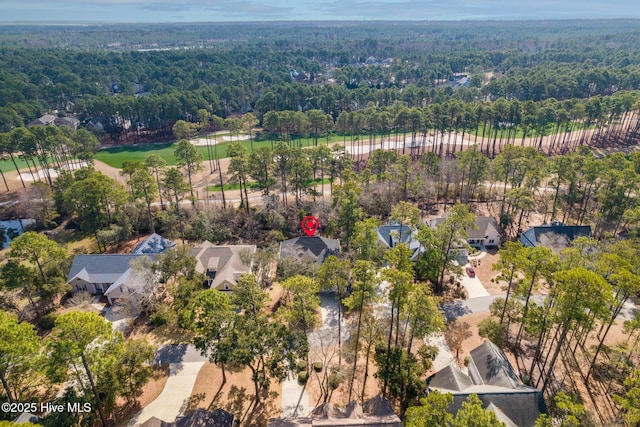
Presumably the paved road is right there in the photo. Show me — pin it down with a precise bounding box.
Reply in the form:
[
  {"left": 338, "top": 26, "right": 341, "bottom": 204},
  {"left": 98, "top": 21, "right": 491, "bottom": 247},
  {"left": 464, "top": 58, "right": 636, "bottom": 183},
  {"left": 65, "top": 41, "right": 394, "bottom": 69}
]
[
  {"left": 129, "top": 344, "right": 206, "bottom": 426},
  {"left": 427, "top": 334, "right": 456, "bottom": 372},
  {"left": 444, "top": 294, "right": 637, "bottom": 322}
]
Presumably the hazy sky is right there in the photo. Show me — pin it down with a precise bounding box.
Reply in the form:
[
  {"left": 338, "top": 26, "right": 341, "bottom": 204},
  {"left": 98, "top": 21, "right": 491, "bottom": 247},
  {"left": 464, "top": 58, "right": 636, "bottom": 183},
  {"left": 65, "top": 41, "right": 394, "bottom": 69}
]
[{"left": 2, "top": 0, "right": 639, "bottom": 23}]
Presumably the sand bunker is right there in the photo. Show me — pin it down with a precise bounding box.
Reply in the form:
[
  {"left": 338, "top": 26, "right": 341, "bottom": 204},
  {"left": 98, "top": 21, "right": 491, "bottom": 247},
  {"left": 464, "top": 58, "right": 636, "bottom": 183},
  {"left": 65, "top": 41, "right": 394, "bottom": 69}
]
[
  {"left": 190, "top": 137, "right": 220, "bottom": 146},
  {"left": 221, "top": 134, "right": 250, "bottom": 141},
  {"left": 18, "top": 161, "right": 89, "bottom": 182}
]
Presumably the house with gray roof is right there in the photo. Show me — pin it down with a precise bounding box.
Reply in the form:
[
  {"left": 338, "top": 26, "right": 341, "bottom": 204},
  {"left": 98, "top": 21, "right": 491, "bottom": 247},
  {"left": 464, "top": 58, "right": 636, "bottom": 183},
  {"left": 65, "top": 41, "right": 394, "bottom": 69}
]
[
  {"left": 430, "top": 216, "right": 501, "bottom": 248},
  {"left": 279, "top": 236, "right": 340, "bottom": 265},
  {"left": 54, "top": 115, "right": 80, "bottom": 130},
  {"left": 132, "top": 233, "right": 176, "bottom": 255},
  {"left": 521, "top": 222, "right": 591, "bottom": 252},
  {"left": 67, "top": 233, "right": 176, "bottom": 304},
  {"left": 28, "top": 113, "right": 56, "bottom": 126},
  {"left": 427, "top": 341, "right": 547, "bottom": 427},
  {"left": 191, "top": 242, "right": 256, "bottom": 291},
  {"left": 429, "top": 216, "right": 501, "bottom": 257},
  {"left": 376, "top": 222, "right": 423, "bottom": 261},
  {"left": 67, "top": 254, "right": 152, "bottom": 305}
]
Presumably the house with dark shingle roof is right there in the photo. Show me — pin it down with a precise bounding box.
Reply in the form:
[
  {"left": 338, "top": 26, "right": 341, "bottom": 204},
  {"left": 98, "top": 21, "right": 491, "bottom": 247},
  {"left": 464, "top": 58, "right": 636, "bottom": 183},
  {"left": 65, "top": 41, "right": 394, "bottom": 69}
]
[
  {"left": 521, "top": 222, "right": 591, "bottom": 252},
  {"left": 428, "top": 364, "right": 474, "bottom": 391},
  {"left": 279, "top": 236, "right": 340, "bottom": 265},
  {"left": 427, "top": 341, "right": 547, "bottom": 427},
  {"left": 191, "top": 242, "right": 256, "bottom": 291}
]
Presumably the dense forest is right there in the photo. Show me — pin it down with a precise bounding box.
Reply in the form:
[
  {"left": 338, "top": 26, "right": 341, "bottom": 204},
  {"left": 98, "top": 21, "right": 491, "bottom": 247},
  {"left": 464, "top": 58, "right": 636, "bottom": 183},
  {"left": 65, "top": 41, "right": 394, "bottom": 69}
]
[{"left": 2, "top": 20, "right": 640, "bottom": 144}]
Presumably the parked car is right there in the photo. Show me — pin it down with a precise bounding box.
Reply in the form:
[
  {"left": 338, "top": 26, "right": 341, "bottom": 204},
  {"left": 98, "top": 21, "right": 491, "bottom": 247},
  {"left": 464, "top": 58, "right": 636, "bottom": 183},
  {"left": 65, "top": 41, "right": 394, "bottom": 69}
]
[{"left": 465, "top": 266, "right": 476, "bottom": 277}]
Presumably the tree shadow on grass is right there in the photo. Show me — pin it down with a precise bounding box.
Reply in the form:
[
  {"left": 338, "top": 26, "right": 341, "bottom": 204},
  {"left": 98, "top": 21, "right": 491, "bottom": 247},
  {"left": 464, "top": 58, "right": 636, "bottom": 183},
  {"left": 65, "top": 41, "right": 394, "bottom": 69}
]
[
  {"left": 207, "top": 382, "right": 279, "bottom": 427},
  {"left": 207, "top": 384, "right": 252, "bottom": 423},
  {"left": 242, "top": 390, "right": 279, "bottom": 427},
  {"left": 186, "top": 392, "right": 207, "bottom": 414}
]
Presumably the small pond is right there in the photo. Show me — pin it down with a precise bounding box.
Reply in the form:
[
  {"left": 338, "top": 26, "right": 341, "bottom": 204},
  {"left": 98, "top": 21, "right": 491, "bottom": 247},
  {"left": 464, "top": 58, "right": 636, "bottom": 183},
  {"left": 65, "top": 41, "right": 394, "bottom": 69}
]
[{"left": 0, "top": 219, "right": 35, "bottom": 249}]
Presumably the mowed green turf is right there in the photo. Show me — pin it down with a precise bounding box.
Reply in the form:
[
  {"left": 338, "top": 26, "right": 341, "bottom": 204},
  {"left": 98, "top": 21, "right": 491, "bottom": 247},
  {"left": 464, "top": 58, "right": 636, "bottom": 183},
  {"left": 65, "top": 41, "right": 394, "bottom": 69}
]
[
  {"left": 2, "top": 125, "right": 588, "bottom": 173},
  {"left": 94, "top": 142, "right": 180, "bottom": 168},
  {"left": 93, "top": 134, "right": 347, "bottom": 168},
  {"left": 0, "top": 134, "right": 345, "bottom": 172},
  {"left": 0, "top": 156, "right": 38, "bottom": 174}
]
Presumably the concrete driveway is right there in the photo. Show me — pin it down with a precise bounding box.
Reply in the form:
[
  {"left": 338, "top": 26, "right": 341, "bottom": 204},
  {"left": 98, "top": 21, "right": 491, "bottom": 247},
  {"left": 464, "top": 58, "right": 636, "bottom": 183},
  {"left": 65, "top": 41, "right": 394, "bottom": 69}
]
[
  {"left": 457, "top": 266, "right": 490, "bottom": 299},
  {"left": 283, "top": 292, "right": 349, "bottom": 418},
  {"left": 129, "top": 344, "right": 207, "bottom": 426},
  {"left": 281, "top": 374, "right": 310, "bottom": 419},
  {"left": 307, "top": 292, "right": 349, "bottom": 349}
]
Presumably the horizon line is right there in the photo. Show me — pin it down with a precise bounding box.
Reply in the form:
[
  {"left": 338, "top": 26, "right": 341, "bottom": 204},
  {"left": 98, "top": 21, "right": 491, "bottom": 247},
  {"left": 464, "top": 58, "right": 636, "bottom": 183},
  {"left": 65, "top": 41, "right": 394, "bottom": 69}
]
[{"left": 1, "top": 17, "right": 639, "bottom": 26}]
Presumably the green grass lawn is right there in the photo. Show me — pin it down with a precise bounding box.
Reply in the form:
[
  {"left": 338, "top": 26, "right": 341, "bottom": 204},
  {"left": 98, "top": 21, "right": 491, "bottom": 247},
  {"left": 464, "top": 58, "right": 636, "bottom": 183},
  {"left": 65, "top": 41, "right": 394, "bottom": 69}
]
[
  {"left": 94, "top": 141, "right": 179, "bottom": 168},
  {"left": 0, "top": 156, "right": 49, "bottom": 174},
  {"left": 94, "top": 133, "right": 348, "bottom": 168},
  {"left": 4, "top": 124, "right": 594, "bottom": 173},
  {"left": 206, "top": 181, "right": 262, "bottom": 191}
]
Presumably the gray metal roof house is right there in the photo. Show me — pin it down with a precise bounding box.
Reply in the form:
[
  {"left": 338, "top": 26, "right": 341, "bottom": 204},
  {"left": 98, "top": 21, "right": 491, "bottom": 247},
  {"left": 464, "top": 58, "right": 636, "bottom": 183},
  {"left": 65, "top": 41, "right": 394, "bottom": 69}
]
[
  {"left": 376, "top": 222, "right": 424, "bottom": 261},
  {"left": 427, "top": 341, "right": 547, "bottom": 427},
  {"left": 66, "top": 254, "right": 151, "bottom": 305},
  {"left": 67, "top": 234, "right": 174, "bottom": 305}
]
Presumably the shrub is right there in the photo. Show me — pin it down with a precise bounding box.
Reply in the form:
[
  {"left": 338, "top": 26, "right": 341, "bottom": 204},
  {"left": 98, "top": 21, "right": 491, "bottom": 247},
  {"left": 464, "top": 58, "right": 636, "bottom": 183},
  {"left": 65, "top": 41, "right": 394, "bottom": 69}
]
[
  {"left": 478, "top": 317, "right": 505, "bottom": 348},
  {"left": 297, "top": 361, "right": 308, "bottom": 372},
  {"left": 298, "top": 371, "right": 309, "bottom": 384},
  {"left": 149, "top": 312, "right": 167, "bottom": 327},
  {"left": 149, "top": 306, "right": 176, "bottom": 327},
  {"left": 38, "top": 313, "right": 57, "bottom": 330},
  {"left": 313, "top": 362, "right": 323, "bottom": 372},
  {"left": 327, "top": 372, "right": 342, "bottom": 390}
]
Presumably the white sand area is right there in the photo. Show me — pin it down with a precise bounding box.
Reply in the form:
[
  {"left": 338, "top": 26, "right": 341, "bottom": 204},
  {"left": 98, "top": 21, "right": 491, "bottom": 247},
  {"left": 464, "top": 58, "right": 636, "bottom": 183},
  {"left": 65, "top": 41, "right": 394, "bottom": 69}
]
[
  {"left": 18, "top": 161, "right": 90, "bottom": 182},
  {"left": 221, "top": 134, "right": 250, "bottom": 141},
  {"left": 189, "top": 137, "right": 220, "bottom": 146}
]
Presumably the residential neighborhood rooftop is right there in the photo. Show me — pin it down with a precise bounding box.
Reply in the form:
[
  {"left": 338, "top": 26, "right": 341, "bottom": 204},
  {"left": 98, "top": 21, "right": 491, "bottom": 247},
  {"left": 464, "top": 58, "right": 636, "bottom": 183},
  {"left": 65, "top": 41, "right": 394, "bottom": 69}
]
[
  {"left": 191, "top": 242, "right": 256, "bottom": 290},
  {"left": 427, "top": 341, "right": 547, "bottom": 427},
  {"left": 521, "top": 222, "right": 592, "bottom": 251},
  {"left": 279, "top": 236, "right": 340, "bottom": 265}
]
